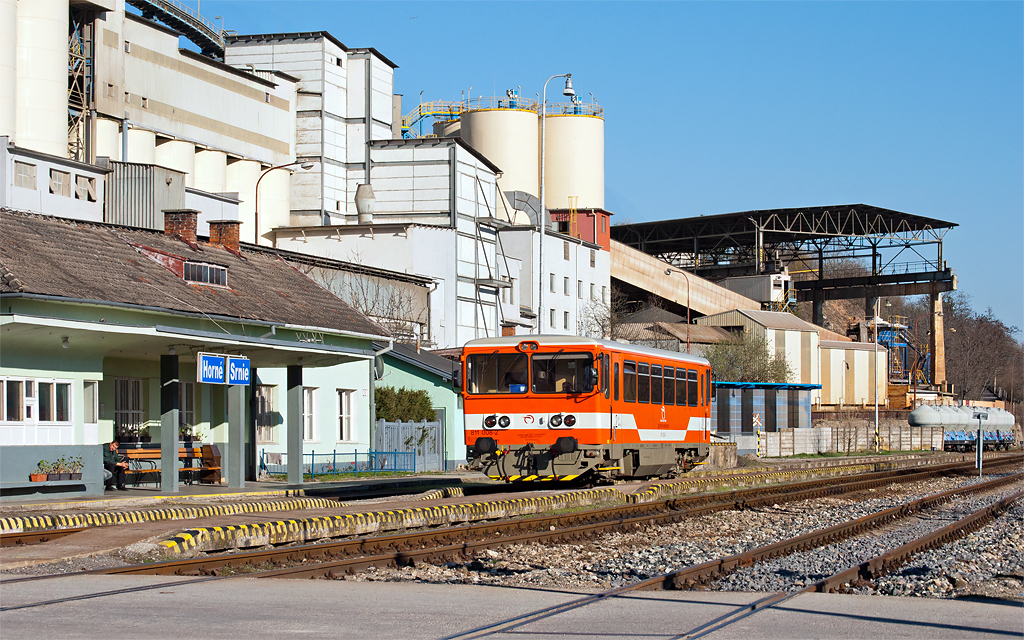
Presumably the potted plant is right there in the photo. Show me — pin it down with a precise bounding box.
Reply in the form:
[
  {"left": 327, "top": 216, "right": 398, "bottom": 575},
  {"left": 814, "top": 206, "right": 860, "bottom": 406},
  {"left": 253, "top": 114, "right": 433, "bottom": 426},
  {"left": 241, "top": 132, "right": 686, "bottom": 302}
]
[
  {"left": 69, "top": 456, "right": 83, "bottom": 480},
  {"left": 53, "top": 456, "right": 71, "bottom": 481},
  {"left": 45, "top": 458, "right": 61, "bottom": 481},
  {"left": 30, "top": 460, "right": 49, "bottom": 482},
  {"left": 121, "top": 431, "right": 139, "bottom": 444},
  {"left": 139, "top": 427, "right": 151, "bottom": 443}
]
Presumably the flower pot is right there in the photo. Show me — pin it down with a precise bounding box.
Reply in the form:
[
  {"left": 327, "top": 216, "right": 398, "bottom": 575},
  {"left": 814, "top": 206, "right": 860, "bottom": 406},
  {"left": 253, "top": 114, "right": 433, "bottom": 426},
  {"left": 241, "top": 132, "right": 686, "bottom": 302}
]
[
  {"left": 140, "top": 435, "right": 152, "bottom": 443},
  {"left": 47, "top": 473, "right": 60, "bottom": 481},
  {"left": 70, "top": 473, "right": 82, "bottom": 480},
  {"left": 29, "top": 473, "right": 47, "bottom": 482}
]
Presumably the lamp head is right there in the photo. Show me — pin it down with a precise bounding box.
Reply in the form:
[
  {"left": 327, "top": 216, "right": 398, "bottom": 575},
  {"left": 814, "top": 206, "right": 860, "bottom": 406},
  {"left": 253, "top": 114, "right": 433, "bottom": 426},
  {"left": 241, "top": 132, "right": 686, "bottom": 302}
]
[
  {"left": 299, "top": 162, "right": 314, "bottom": 170},
  {"left": 562, "top": 75, "right": 575, "bottom": 97},
  {"left": 61, "top": 336, "right": 70, "bottom": 349}
]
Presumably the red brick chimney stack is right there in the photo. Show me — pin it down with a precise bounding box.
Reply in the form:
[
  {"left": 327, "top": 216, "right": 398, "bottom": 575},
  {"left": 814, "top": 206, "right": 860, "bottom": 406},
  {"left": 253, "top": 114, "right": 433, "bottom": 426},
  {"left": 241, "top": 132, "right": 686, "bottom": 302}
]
[
  {"left": 209, "top": 220, "right": 242, "bottom": 253},
  {"left": 163, "top": 210, "right": 199, "bottom": 245}
]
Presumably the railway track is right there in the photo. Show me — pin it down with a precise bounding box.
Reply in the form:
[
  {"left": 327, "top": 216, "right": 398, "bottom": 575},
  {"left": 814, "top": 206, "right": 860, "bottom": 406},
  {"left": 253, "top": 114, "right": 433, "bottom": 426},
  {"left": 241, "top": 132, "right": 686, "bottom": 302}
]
[
  {"left": 1, "top": 456, "right": 1017, "bottom": 593},
  {"left": 0, "top": 528, "right": 89, "bottom": 548},
  {"left": 441, "top": 474, "right": 1024, "bottom": 639}
]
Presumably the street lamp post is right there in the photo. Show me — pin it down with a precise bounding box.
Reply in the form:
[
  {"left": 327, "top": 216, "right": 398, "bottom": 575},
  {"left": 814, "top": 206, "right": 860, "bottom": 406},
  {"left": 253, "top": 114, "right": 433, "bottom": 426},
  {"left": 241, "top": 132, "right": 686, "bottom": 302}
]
[
  {"left": 253, "top": 161, "right": 314, "bottom": 244},
  {"left": 872, "top": 300, "right": 891, "bottom": 453},
  {"left": 664, "top": 267, "right": 691, "bottom": 353},
  {"left": 538, "top": 73, "right": 573, "bottom": 333}
]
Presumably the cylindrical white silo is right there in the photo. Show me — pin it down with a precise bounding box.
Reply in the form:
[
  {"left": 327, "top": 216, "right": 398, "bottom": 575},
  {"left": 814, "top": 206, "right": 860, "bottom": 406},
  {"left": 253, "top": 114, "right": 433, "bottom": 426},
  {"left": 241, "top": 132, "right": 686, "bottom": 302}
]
[
  {"left": 255, "top": 167, "right": 290, "bottom": 246},
  {"left": 225, "top": 158, "right": 261, "bottom": 230},
  {"left": 156, "top": 140, "right": 196, "bottom": 186},
  {"left": 461, "top": 107, "right": 539, "bottom": 198},
  {"left": 194, "top": 149, "right": 227, "bottom": 194},
  {"left": 16, "top": 0, "right": 69, "bottom": 156},
  {"left": 94, "top": 119, "right": 122, "bottom": 161},
  {"left": 127, "top": 129, "right": 156, "bottom": 164},
  {"left": 0, "top": 0, "right": 17, "bottom": 140},
  {"left": 433, "top": 119, "right": 461, "bottom": 138},
  {"left": 543, "top": 111, "right": 604, "bottom": 210}
]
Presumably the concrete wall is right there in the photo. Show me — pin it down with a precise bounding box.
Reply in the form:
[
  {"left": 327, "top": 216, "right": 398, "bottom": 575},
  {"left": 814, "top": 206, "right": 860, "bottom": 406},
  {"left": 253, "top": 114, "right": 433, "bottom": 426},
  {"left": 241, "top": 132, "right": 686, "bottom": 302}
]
[
  {"left": 0, "top": 444, "right": 105, "bottom": 499},
  {"left": 760, "top": 423, "right": 944, "bottom": 456}
]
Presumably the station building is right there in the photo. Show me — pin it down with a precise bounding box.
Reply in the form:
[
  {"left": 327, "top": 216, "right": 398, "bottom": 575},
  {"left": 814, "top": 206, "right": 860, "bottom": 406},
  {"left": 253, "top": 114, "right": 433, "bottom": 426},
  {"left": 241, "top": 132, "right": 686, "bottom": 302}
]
[{"left": 0, "top": 208, "right": 388, "bottom": 497}]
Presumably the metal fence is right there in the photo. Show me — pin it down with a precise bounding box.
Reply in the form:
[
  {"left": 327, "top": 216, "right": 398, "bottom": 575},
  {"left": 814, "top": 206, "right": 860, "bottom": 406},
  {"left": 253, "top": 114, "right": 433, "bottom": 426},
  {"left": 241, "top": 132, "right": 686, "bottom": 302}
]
[
  {"left": 259, "top": 449, "right": 416, "bottom": 480},
  {"left": 374, "top": 419, "right": 445, "bottom": 472}
]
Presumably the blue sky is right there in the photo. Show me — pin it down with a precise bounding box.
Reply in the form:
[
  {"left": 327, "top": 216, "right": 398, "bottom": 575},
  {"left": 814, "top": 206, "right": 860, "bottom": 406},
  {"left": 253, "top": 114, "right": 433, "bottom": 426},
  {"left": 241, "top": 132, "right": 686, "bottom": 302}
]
[{"left": 197, "top": 1, "right": 1023, "bottom": 329}]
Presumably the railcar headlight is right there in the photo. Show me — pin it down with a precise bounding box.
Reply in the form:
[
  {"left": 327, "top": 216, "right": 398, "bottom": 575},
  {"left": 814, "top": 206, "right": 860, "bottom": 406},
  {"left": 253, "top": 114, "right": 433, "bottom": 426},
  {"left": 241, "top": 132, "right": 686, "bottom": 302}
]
[
  {"left": 498, "top": 415, "right": 511, "bottom": 428},
  {"left": 484, "top": 415, "right": 497, "bottom": 428},
  {"left": 564, "top": 414, "right": 576, "bottom": 427},
  {"left": 549, "top": 414, "right": 563, "bottom": 427}
]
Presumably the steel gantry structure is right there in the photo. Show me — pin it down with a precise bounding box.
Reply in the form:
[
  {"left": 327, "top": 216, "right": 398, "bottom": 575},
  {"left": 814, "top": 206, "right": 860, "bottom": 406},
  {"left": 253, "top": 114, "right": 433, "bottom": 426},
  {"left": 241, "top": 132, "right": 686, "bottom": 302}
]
[{"left": 612, "top": 203, "right": 958, "bottom": 327}]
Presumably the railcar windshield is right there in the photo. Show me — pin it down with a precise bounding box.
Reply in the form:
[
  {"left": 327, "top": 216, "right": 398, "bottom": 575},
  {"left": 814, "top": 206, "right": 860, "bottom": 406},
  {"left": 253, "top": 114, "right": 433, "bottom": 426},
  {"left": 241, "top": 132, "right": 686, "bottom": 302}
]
[
  {"left": 531, "top": 352, "right": 594, "bottom": 394},
  {"left": 466, "top": 352, "right": 529, "bottom": 394}
]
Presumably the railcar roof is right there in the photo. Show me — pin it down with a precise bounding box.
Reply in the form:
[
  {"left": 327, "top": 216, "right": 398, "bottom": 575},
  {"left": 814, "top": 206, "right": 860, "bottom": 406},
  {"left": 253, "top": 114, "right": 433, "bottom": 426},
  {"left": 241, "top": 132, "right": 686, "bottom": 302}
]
[{"left": 462, "top": 335, "right": 710, "bottom": 366}]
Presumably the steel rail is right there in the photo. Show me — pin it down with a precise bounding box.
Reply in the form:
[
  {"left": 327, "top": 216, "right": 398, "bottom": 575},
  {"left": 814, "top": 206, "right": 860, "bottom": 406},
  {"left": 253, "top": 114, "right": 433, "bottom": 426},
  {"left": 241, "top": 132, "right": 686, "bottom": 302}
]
[
  {"left": 90, "top": 457, "right": 1016, "bottom": 578},
  {"left": 439, "top": 472, "right": 1022, "bottom": 639},
  {"left": 0, "top": 527, "right": 89, "bottom": 547}
]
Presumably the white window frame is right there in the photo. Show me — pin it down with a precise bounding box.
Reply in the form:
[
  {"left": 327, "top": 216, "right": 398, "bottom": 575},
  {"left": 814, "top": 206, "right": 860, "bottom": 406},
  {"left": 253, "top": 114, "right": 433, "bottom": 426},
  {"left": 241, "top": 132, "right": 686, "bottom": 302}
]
[
  {"left": 36, "top": 380, "right": 72, "bottom": 424},
  {"left": 14, "top": 161, "right": 36, "bottom": 189},
  {"left": 75, "top": 174, "right": 97, "bottom": 201},
  {"left": 83, "top": 380, "right": 99, "bottom": 424},
  {"left": 1, "top": 378, "right": 26, "bottom": 423},
  {"left": 337, "top": 389, "right": 355, "bottom": 442},
  {"left": 302, "top": 387, "right": 318, "bottom": 442},
  {"left": 255, "top": 384, "right": 276, "bottom": 444},
  {"left": 49, "top": 169, "right": 71, "bottom": 197}
]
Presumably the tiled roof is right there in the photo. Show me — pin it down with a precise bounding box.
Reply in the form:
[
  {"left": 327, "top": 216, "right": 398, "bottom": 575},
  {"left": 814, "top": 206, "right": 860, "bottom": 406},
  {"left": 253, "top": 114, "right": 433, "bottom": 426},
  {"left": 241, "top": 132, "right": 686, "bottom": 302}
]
[{"left": 0, "top": 210, "right": 388, "bottom": 338}]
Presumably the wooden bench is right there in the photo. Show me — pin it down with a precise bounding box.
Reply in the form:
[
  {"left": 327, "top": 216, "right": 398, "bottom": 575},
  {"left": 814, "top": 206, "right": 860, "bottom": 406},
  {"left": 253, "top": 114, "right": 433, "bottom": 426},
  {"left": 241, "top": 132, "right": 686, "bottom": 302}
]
[{"left": 123, "top": 446, "right": 221, "bottom": 487}]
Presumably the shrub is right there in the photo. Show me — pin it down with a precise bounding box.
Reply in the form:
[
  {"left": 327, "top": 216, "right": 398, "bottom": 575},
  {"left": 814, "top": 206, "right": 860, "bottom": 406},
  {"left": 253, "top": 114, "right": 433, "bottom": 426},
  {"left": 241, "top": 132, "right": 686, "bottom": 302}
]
[{"left": 375, "top": 386, "right": 434, "bottom": 422}]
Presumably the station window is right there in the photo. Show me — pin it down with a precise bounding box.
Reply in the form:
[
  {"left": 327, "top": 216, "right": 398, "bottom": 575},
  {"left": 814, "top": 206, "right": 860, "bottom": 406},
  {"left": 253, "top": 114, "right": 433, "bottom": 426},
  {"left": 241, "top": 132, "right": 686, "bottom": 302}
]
[
  {"left": 179, "top": 382, "right": 195, "bottom": 434},
  {"left": 255, "top": 385, "right": 276, "bottom": 443},
  {"left": 83, "top": 381, "right": 99, "bottom": 424},
  {"left": 623, "top": 361, "right": 636, "bottom": 403},
  {"left": 302, "top": 387, "right": 318, "bottom": 441},
  {"left": 637, "top": 363, "right": 650, "bottom": 404},
  {"left": 337, "top": 389, "right": 354, "bottom": 441},
  {"left": 663, "top": 367, "right": 675, "bottom": 406},
  {"left": 114, "top": 377, "right": 144, "bottom": 438}
]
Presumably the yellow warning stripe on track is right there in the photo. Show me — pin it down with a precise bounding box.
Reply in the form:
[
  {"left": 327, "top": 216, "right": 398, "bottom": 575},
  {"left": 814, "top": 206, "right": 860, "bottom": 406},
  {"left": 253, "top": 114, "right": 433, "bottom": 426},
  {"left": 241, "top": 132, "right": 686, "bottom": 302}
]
[{"left": 0, "top": 497, "right": 343, "bottom": 535}]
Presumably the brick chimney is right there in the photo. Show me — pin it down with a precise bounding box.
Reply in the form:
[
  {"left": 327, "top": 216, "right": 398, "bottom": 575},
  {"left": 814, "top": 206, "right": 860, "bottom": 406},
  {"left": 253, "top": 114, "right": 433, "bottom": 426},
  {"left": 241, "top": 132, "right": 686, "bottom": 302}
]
[
  {"left": 163, "top": 209, "right": 199, "bottom": 245},
  {"left": 209, "top": 220, "right": 242, "bottom": 253}
]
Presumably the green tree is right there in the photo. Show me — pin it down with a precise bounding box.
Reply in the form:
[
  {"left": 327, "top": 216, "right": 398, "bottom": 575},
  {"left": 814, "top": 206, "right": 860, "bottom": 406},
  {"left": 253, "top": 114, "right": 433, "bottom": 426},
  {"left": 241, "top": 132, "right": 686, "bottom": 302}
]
[
  {"left": 704, "top": 331, "right": 793, "bottom": 383},
  {"left": 375, "top": 386, "right": 434, "bottom": 422}
]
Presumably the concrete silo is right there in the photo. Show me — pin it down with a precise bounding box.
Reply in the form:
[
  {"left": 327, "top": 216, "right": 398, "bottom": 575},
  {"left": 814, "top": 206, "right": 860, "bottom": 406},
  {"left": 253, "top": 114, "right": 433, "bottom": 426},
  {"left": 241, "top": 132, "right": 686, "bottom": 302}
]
[
  {"left": 0, "top": 0, "right": 16, "bottom": 140},
  {"left": 459, "top": 95, "right": 540, "bottom": 197},
  {"left": 15, "top": 0, "right": 69, "bottom": 156},
  {"left": 542, "top": 103, "right": 604, "bottom": 211}
]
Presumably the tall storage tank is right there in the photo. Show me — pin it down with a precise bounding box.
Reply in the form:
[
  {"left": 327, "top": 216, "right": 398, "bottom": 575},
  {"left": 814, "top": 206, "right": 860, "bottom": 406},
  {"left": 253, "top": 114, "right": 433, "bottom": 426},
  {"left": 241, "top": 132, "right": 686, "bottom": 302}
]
[
  {"left": 543, "top": 104, "right": 604, "bottom": 210},
  {"left": 0, "top": 0, "right": 16, "bottom": 139},
  {"left": 460, "top": 99, "right": 539, "bottom": 198},
  {"left": 16, "top": 0, "right": 69, "bottom": 156}
]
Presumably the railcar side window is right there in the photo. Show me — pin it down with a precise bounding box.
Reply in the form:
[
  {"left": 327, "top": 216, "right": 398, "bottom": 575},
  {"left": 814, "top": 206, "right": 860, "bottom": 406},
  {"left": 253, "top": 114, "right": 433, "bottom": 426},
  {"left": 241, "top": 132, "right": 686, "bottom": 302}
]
[
  {"left": 598, "top": 352, "right": 606, "bottom": 397},
  {"left": 614, "top": 362, "right": 620, "bottom": 401},
  {"left": 531, "top": 352, "right": 594, "bottom": 394},
  {"left": 664, "top": 366, "right": 675, "bottom": 406},
  {"left": 676, "top": 368, "right": 686, "bottom": 406},
  {"left": 650, "top": 365, "right": 663, "bottom": 404},
  {"left": 623, "top": 361, "right": 636, "bottom": 402},
  {"left": 466, "top": 352, "right": 528, "bottom": 394},
  {"left": 688, "top": 369, "right": 699, "bottom": 407},
  {"left": 706, "top": 372, "right": 712, "bottom": 407},
  {"left": 637, "top": 363, "right": 650, "bottom": 404},
  {"left": 700, "top": 372, "right": 705, "bottom": 406}
]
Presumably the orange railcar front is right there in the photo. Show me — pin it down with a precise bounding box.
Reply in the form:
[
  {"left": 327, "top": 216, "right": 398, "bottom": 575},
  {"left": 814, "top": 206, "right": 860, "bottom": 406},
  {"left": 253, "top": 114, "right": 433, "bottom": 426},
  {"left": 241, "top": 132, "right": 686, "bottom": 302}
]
[{"left": 462, "top": 335, "right": 712, "bottom": 482}]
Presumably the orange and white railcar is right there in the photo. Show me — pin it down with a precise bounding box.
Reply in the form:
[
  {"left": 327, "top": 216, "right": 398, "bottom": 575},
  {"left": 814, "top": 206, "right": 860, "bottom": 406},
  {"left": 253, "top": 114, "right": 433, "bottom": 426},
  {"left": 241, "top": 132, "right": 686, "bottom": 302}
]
[{"left": 462, "top": 336, "right": 712, "bottom": 482}]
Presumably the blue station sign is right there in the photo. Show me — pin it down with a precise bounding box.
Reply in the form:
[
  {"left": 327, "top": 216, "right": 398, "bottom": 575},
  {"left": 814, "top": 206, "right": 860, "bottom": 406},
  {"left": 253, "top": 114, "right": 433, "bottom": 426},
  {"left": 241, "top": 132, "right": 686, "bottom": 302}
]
[
  {"left": 197, "top": 353, "right": 250, "bottom": 386},
  {"left": 227, "top": 356, "right": 251, "bottom": 385}
]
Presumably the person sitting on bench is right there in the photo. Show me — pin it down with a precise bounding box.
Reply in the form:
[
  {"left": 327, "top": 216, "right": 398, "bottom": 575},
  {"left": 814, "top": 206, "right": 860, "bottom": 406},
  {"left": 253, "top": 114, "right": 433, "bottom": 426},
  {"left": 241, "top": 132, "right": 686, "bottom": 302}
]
[{"left": 104, "top": 438, "right": 128, "bottom": 491}]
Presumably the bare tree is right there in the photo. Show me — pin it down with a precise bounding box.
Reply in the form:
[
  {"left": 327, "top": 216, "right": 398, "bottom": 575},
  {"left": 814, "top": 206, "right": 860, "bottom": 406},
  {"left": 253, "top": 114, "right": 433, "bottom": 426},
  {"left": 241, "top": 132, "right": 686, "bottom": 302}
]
[{"left": 703, "top": 331, "right": 793, "bottom": 383}]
